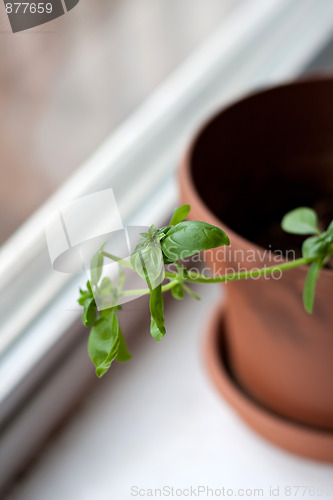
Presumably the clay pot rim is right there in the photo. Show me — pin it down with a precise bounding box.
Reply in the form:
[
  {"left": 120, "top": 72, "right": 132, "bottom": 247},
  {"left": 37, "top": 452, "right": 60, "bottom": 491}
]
[
  {"left": 204, "top": 302, "right": 333, "bottom": 462},
  {"left": 179, "top": 76, "right": 333, "bottom": 280}
]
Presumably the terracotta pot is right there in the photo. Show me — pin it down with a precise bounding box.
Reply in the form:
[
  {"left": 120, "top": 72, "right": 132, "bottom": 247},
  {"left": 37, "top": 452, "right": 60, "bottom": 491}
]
[
  {"left": 204, "top": 303, "right": 333, "bottom": 462},
  {"left": 179, "top": 78, "right": 333, "bottom": 434}
]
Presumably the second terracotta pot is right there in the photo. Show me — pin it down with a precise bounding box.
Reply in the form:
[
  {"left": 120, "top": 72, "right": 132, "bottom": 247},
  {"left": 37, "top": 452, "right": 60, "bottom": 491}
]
[{"left": 180, "top": 78, "right": 333, "bottom": 431}]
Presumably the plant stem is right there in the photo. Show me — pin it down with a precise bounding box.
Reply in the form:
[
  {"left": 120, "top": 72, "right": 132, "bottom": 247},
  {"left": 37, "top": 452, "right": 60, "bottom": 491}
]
[
  {"left": 100, "top": 250, "right": 315, "bottom": 294},
  {"left": 122, "top": 280, "right": 178, "bottom": 297},
  {"left": 183, "top": 257, "right": 314, "bottom": 283},
  {"left": 100, "top": 251, "right": 132, "bottom": 269},
  {"left": 165, "top": 271, "right": 178, "bottom": 279}
]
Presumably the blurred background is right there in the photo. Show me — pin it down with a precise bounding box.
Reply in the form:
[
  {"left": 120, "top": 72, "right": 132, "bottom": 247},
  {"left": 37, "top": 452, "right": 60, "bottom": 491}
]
[
  {"left": 0, "top": 0, "right": 240, "bottom": 245},
  {"left": 1, "top": 1, "right": 333, "bottom": 498}
]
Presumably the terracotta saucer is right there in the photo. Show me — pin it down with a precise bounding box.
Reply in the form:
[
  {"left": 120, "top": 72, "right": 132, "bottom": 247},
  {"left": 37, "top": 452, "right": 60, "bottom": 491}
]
[{"left": 204, "top": 303, "right": 333, "bottom": 463}]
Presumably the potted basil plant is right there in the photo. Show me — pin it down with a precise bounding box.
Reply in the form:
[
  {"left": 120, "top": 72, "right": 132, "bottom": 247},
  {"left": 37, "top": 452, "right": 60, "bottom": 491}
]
[{"left": 78, "top": 203, "right": 333, "bottom": 462}]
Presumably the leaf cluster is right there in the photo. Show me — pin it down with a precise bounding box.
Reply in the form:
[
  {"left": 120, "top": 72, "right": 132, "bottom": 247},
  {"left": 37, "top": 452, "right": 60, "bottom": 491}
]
[
  {"left": 78, "top": 255, "right": 131, "bottom": 377},
  {"left": 281, "top": 207, "right": 333, "bottom": 313},
  {"left": 78, "top": 205, "right": 229, "bottom": 376},
  {"left": 78, "top": 205, "right": 332, "bottom": 378}
]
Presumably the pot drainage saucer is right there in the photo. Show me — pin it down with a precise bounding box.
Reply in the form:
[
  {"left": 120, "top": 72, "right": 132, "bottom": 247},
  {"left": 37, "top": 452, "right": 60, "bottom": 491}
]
[{"left": 204, "top": 303, "right": 333, "bottom": 463}]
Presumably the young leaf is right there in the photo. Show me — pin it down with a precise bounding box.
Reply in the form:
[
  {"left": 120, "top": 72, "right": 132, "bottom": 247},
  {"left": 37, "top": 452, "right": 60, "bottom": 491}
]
[
  {"left": 130, "top": 244, "right": 163, "bottom": 287},
  {"left": 150, "top": 318, "right": 164, "bottom": 341},
  {"left": 281, "top": 207, "right": 320, "bottom": 235},
  {"left": 161, "top": 221, "right": 229, "bottom": 261},
  {"left": 130, "top": 226, "right": 164, "bottom": 288},
  {"left": 303, "top": 259, "right": 321, "bottom": 314},
  {"left": 116, "top": 327, "right": 132, "bottom": 362},
  {"left": 100, "top": 307, "right": 114, "bottom": 318},
  {"left": 327, "top": 220, "right": 333, "bottom": 236},
  {"left": 149, "top": 284, "right": 166, "bottom": 341},
  {"left": 157, "top": 226, "right": 171, "bottom": 241},
  {"left": 302, "top": 233, "right": 332, "bottom": 261},
  {"left": 87, "top": 309, "right": 120, "bottom": 377},
  {"left": 78, "top": 291, "right": 91, "bottom": 306},
  {"left": 94, "top": 277, "right": 120, "bottom": 309},
  {"left": 78, "top": 280, "right": 93, "bottom": 305},
  {"left": 169, "top": 205, "right": 190, "bottom": 226},
  {"left": 82, "top": 297, "right": 96, "bottom": 327},
  {"left": 171, "top": 283, "right": 184, "bottom": 300}
]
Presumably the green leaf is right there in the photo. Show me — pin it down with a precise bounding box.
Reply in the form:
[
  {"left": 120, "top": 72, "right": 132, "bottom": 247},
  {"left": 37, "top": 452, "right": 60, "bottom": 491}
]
[
  {"left": 149, "top": 284, "right": 165, "bottom": 341},
  {"left": 324, "top": 222, "right": 333, "bottom": 260},
  {"left": 150, "top": 318, "right": 164, "bottom": 341},
  {"left": 157, "top": 226, "right": 171, "bottom": 241},
  {"left": 281, "top": 207, "right": 320, "bottom": 235},
  {"left": 82, "top": 297, "right": 96, "bottom": 327},
  {"left": 94, "top": 276, "right": 120, "bottom": 309},
  {"left": 88, "top": 309, "right": 120, "bottom": 377},
  {"left": 78, "top": 281, "right": 93, "bottom": 305},
  {"left": 303, "top": 260, "right": 321, "bottom": 314},
  {"left": 171, "top": 283, "right": 184, "bottom": 300},
  {"left": 78, "top": 292, "right": 90, "bottom": 306},
  {"left": 100, "top": 307, "right": 113, "bottom": 318},
  {"left": 130, "top": 242, "right": 163, "bottom": 287},
  {"left": 161, "top": 221, "right": 230, "bottom": 261},
  {"left": 169, "top": 205, "right": 190, "bottom": 226},
  {"left": 90, "top": 245, "right": 105, "bottom": 286},
  {"left": 327, "top": 220, "right": 333, "bottom": 236},
  {"left": 116, "top": 327, "right": 132, "bottom": 362},
  {"left": 302, "top": 234, "right": 330, "bottom": 260}
]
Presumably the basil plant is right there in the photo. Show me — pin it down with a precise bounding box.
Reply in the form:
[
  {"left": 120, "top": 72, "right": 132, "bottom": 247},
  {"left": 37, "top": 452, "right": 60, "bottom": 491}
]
[{"left": 78, "top": 205, "right": 333, "bottom": 377}]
